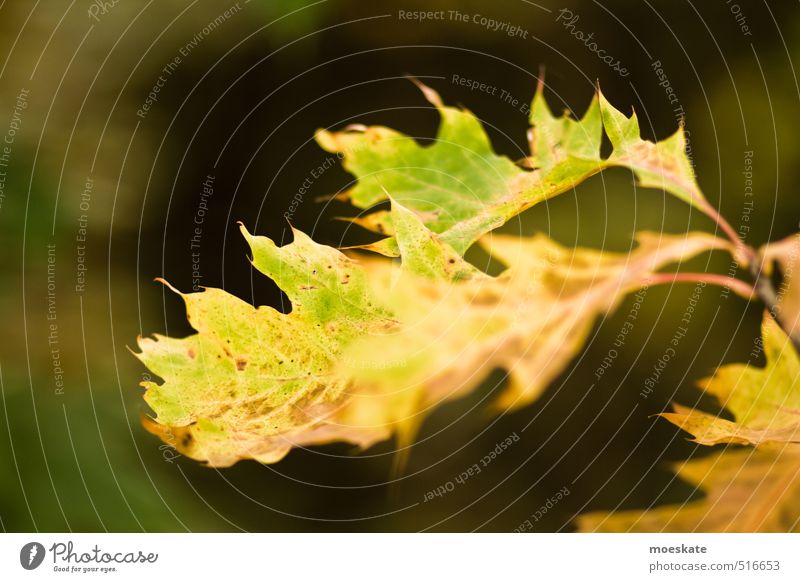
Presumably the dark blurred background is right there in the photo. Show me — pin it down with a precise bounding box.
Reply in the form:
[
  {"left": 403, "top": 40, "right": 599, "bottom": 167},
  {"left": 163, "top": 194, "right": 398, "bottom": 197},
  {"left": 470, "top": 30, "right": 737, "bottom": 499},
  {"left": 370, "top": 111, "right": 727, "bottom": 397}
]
[{"left": 1, "top": 0, "right": 798, "bottom": 532}]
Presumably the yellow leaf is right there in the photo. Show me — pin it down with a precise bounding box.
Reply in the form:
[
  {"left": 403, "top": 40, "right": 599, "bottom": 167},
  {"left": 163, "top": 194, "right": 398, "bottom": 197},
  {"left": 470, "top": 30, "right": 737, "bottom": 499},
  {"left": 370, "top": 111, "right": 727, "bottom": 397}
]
[
  {"left": 339, "top": 231, "right": 728, "bottom": 445},
  {"left": 578, "top": 446, "right": 800, "bottom": 532},
  {"left": 136, "top": 225, "right": 397, "bottom": 467},
  {"left": 137, "top": 202, "right": 728, "bottom": 466},
  {"left": 318, "top": 81, "right": 710, "bottom": 256},
  {"left": 663, "top": 315, "right": 800, "bottom": 446}
]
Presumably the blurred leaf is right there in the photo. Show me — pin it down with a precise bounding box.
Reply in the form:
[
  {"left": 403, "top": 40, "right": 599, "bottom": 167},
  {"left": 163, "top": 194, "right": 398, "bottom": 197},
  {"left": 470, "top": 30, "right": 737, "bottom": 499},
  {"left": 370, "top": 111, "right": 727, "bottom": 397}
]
[
  {"left": 138, "top": 197, "right": 727, "bottom": 466},
  {"left": 345, "top": 231, "right": 729, "bottom": 416},
  {"left": 578, "top": 446, "right": 800, "bottom": 532}
]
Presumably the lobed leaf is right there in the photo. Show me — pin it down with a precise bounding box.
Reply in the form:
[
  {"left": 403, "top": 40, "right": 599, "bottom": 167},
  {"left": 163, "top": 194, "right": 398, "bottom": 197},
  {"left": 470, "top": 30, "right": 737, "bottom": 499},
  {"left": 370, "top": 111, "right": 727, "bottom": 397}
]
[
  {"left": 136, "top": 79, "right": 739, "bottom": 468},
  {"left": 527, "top": 78, "right": 602, "bottom": 171},
  {"left": 341, "top": 230, "right": 728, "bottom": 431},
  {"left": 137, "top": 201, "right": 727, "bottom": 465},
  {"left": 317, "top": 80, "right": 710, "bottom": 255},
  {"left": 598, "top": 92, "right": 704, "bottom": 210},
  {"left": 578, "top": 446, "right": 800, "bottom": 532},
  {"left": 136, "top": 204, "right": 484, "bottom": 467},
  {"left": 662, "top": 315, "right": 800, "bottom": 446},
  {"left": 136, "top": 225, "right": 397, "bottom": 467}
]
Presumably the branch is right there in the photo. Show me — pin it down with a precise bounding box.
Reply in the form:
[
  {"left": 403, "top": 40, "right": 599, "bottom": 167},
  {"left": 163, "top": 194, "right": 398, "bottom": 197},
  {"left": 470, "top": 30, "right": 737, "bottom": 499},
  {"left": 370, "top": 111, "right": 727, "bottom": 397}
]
[
  {"left": 694, "top": 201, "right": 800, "bottom": 352},
  {"left": 749, "top": 255, "right": 800, "bottom": 352},
  {"left": 697, "top": 199, "right": 750, "bottom": 265}
]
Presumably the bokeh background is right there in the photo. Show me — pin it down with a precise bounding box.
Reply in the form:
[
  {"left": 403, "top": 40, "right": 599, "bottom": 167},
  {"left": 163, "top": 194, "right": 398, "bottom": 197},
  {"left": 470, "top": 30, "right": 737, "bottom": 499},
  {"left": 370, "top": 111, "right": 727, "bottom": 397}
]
[{"left": 1, "top": 0, "right": 798, "bottom": 532}]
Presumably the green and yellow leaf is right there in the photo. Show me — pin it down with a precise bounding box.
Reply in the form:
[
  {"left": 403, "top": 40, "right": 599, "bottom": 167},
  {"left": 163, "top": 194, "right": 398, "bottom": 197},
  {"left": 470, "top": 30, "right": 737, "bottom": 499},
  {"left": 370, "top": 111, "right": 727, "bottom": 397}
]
[
  {"left": 598, "top": 92, "right": 703, "bottom": 210},
  {"left": 341, "top": 229, "right": 728, "bottom": 422},
  {"left": 136, "top": 225, "right": 397, "bottom": 467},
  {"left": 527, "top": 78, "right": 602, "bottom": 171},
  {"left": 137, "top": 200, "right": 727, "bottom": 466},
  {"left": 136, "top": 202, "right": 482, "bottom": 467},
  {"left": 317, "top": 80, "right": 711, "bottom": 255},
  {"left": 663, "top": 315, "right": 800, "bottom": 446},
  {"left": 578, "top": 446, "right": 800, "bottom": 532}
]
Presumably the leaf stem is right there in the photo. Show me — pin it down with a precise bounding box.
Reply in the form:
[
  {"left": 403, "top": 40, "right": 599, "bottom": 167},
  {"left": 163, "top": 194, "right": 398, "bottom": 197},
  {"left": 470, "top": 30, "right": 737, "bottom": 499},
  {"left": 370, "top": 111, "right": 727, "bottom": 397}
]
[
  {"left": 697, "top": 202, "right": 800, "bottom": 350},
  {"left": 698, "top": 199, "right": 750, "bottom": 263},
  {"left": 647, "top": 272, "right": 756, "bottom": 299}
]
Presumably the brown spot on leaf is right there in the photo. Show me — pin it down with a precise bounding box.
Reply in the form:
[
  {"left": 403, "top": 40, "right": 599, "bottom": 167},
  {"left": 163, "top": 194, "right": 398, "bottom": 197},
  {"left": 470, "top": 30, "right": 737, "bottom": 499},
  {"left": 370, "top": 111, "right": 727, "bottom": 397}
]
[
  {"left": 236, "top": 358, "right": 247, "bottom": 371},
  {"left": 469, "top": 288, "right": 503, "bottom": 306}
]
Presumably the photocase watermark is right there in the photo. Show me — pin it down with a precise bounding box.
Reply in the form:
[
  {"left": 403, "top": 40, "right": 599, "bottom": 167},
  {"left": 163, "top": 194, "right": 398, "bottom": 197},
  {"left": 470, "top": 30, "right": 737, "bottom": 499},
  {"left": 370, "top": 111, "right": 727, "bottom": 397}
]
[
  {"left": 340, "top": 353, "right": 408, "bottom": 371},
  {"left": 190, "top": 174, "right": 215, "bottom": 292},
  {"left": 725, "top": 0, "right": 753, "bottom": 37},
  {"left": 137, "top": 2, "right": 243, "bottom": 119},
  {"left": 769, "top": 225, "right": 800, "bottom": 323},
  {"left": 397, "top": 9, "right": 530, "bottom": 39},
  {"left": 20, "top": 542, "right": 46, "bottom": 570},
  {"left": 22, "top": 540, "right": 159, "bottom": 574},
  {"left": 46, "top": 244, "right": 65, "bottom": 396},
  {"left": 651, "top": 60, "right": 693, "bottom": 166},
  {"left": 422, "top": 432, "right": 520, "bottom": 502},
  {"left": 721, "top": 150, "right": 754, "bottom": 300},
  {"left": 141, "top": 372, "right": 182, "bottom": 463},
  {"left": 640, "top": 281, "right": 706, "bottom": 399},
  {"left": 594, "top": 283, "right": 648, "bottom": 382},
  {"left": 447, "top": 9, "right": 529, "bottom": 39},
  {"left": 87, "top": 0, "right": 122, "bottom": 23},
  {"left": 285, "top": 154, "right": 341, "bottom": 221},
  {"left": 0, "top": 87, "right": 29, "bottom": 211},
  {"left": 157, "top": 429, "right": 183, "bottom": 464},
  {"left": 513, "top": 486, "right": 571, "bottom": 532},
  {"left": 75, "top": 176, "right": 93, "bottom": 294},
  {"left": 137, "top": 57, "right": 179, "bottom": 120},
  {"left": 555, "top": 8, "right": 629, "bottom": 77},
  {"left": 396, "top": 9, "right": 447, "bottom": 23},
  {"left": 451, "top": 74, "right": 530, "bottom": 116},
  {"left": 750, "top": 333, "right": 764, "bottom": 361}
]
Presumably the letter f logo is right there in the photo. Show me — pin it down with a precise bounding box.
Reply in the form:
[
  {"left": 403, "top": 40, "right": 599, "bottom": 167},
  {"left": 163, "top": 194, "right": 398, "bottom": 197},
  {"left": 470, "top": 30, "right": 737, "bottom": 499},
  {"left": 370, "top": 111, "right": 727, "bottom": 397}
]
[{"left": 20, "top": 542, "right": 45, "bottom": 570}]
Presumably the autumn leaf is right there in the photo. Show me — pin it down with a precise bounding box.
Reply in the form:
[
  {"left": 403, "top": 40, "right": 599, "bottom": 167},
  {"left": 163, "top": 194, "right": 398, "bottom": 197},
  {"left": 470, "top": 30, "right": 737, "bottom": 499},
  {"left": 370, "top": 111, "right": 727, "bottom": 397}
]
[
  {"left": 662, "top": 315, "right": 800, "bottom": 447},
  {"left": 341, "top": 229, "right": 730, "bottom": 427},
  {"left": 136, "top": 225, "right": 397, "bottom": 467},
  {"left": 577, "top": 445, "right": 800, "bottom": 532},
  {"left": 317, "top": 80, "right": 712, "bottom": 255},
  {"left": 137, "top": 197, "right": 729, "bottom": 466},
  {"left": 136, "top": 78, "right": 741, "bottom": 468},
  {"left": 527, "top": 78, "right": 602, "bottom": 171},
  {"left": 316, "top": 80, "right": 546, "bottom": 256},
  {"left": 135, "top": 202, "right": 483, "bottom": 467}
]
